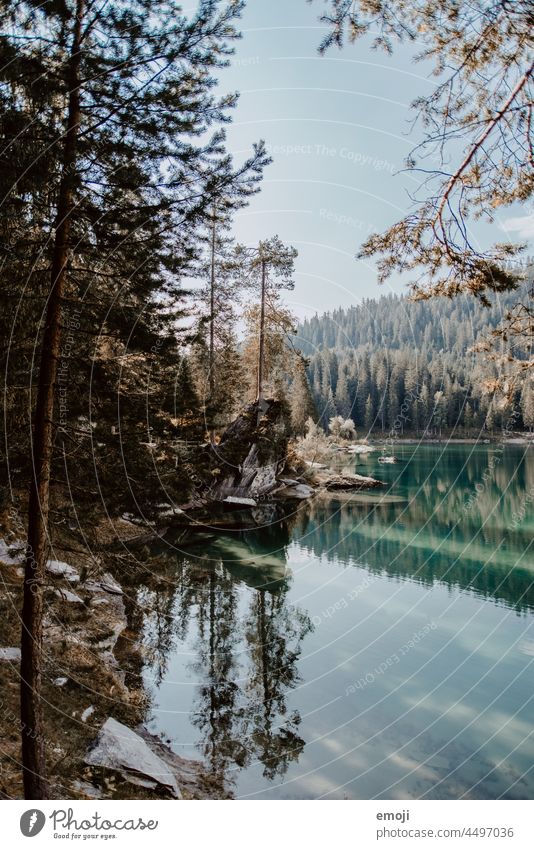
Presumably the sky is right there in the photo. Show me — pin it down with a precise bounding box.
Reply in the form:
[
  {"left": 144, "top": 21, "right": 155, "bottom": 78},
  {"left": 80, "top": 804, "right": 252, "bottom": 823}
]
[{"left": 206, "top": 0, "right": 533, "bottom": 319}]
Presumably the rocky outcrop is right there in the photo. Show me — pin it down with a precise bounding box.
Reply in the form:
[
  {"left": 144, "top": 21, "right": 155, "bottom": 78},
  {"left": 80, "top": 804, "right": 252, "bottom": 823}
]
[
  {"left": 275, "top": 482, "right": 315, "bottom": 500},
  {"left": 85, "top": 717, "right": 181, "bottom": 798},
  {"left": 332, "top": 443, "right": 376, "bottom": 455},
  {"left": 44, "top": 567, "right": 127, "bottom": 687},
  {"left": 46, "top": 559, "right": 80, "bottom": 582},
  {"left": 209, "top": 399, "right": 291, "bottom": 501},
  {"left": 314, "top": 470, "right": 382, "bottom": 491}
]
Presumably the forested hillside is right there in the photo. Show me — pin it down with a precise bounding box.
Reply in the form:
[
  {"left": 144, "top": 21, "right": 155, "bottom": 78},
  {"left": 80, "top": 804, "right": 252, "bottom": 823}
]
[{"left": 297, "top": 281, "right": 534, "bottom": 435}]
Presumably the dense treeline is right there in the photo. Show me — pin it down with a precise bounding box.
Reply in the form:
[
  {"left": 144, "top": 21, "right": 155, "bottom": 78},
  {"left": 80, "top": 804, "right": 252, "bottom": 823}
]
[{"left": 297, "top": 282, "right": 534, "bottom": 435}]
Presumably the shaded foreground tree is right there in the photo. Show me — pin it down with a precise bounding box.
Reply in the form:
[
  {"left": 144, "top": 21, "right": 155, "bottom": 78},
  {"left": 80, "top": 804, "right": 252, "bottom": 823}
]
[
  {"left": 311, "top": 0, "right": 533, "bottom": 383},
  {"left": 0, "top": 0, "right": 267, "bottom": 798},
  {"left": 20, "top": 0, "right": 85, "bottom": 800}
]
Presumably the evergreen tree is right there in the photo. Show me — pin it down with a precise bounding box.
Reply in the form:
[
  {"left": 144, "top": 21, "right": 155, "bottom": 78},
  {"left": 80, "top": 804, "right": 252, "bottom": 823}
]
[
  {"left": 364, "top": 394, "right": 374, "bottom": 433},
  {"left": 433, "top": 391, "right": 448, "bottom": 437},
  {"left": 290, "top": 355, "right": 317, "bottom": 435},
  {"left": 0, "top": 0, "right": 263, "bottom": 798},
  {"left": 520, "top": 381, "right": 534, "bottom": 433},
  {"left": 192, "top": 143, "right": 271, "bottom": 423},
  {"left": 241, "top": 301, "right": 297, "bottom": 403},
  {"left": 239, "top": 236, "right": 297, "bottom": 402},
  {"left": 335, "top": 367, "right": 351, "bottom": 418}
]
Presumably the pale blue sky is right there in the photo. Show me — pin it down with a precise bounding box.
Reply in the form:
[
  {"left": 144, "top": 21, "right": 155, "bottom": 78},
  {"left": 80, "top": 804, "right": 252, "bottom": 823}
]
[{"left": 211, "top": 0, "right": 532, "bottom": 318}]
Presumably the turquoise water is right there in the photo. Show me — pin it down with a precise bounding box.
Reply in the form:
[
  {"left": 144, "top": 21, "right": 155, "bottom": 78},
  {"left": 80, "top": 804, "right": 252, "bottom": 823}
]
[{"left": 140, "top": 444, "right": 534, "bottom": 799}]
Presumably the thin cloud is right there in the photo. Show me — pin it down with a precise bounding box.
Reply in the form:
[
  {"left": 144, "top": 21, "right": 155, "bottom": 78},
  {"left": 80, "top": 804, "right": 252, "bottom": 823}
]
[{"left": 500, "top": 214, "right": 534, "bottom": 240}]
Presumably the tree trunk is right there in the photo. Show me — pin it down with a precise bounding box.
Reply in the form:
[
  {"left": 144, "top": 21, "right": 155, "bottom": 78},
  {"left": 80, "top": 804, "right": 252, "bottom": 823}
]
[
  {"left": 20, "top": 0, "right": 84, "bottom": 800},
  {"left": 208, "top": 569, "right": 216, "bottom": 776},
  {"left": 256, "top": 259, "right": 266, "bottom": 403},
  {"left": 209, "top": 206, "right": 216, "bottom": 402}
]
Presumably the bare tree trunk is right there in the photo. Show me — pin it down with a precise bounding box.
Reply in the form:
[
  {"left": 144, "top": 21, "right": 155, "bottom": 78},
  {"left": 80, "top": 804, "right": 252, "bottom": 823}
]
[
  {"left": 208, "top": 206, "right": 216, "bottom": 402},
  {"left": 20, "top": 0, "right": 84, "bottom": 800},
  {"left": 256, "top": 259, "right": 266, "bottom": 403},
  {"left": 208, "top": 569, "right": 216, "bottom": 776}
]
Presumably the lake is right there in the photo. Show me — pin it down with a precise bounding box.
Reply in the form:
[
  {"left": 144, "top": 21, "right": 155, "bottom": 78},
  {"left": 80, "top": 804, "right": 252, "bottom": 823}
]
[{"left": 139, "top": 443, "right": 534, "bottom": 799}]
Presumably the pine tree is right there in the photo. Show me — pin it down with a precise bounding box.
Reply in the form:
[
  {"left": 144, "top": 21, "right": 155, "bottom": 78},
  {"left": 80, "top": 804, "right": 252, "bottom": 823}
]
[
  {"left": 1, "top": 0, "right": 259, "bottom": 798},
  {"left": 239, "top": 236, "right": 297, "bottom": 402},
  {"left": 335, "top": 368, "right": 351, "bottom": 418},
  {"left": 193, "top": 143, "right": 271, "bottom": 420},
  {"left": 520, "top": 381, "right": 534, "bottom": 433},
  {"left": 290, "top": 356, "right": 317, "bottom": 435},
  {"left": 433, "top": 391, "right": 448, "bottom": 437},
  {"left": 364, "top": 394, "right": 374, "bottom": 433},
  {"left": 242, "top": 301, "right": 297, "bottom": 403}
]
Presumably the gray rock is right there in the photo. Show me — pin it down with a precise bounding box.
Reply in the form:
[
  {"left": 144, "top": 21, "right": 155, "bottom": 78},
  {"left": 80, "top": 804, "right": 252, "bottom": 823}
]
[
  {"left": 346, "top": 444, "right": 375, "bottom": 454},
  {"left": 276, "top": 483, "right": 315, "bottom": 500},
  {"left": 0, "top": 647, "right": 20, "bottom": 662},
  {"left": 81, "top": 705, "right": 95, "bottom": 723},
  {"left": 247, "top": 461, "right": 278, "bottom": 497},
  {"left": 210, "top": 400, "right": 290, "bottom": 500},
  {"left": 53, "top": 677, "right": 68, "bottom": 687},
  {"left": 85, "top": 572, "right": 123, "bottom": 596},
  {"left": 54, "top": 588, "right": 84, "bottom": 604},
  {"left": 71, "top": 780, "right": 103, "bottom": 799},
  {"left": 85, "top": 717, "right": 181, "bottom": 798},
  {"left": 46, "top": 559, "right": 80, "bottom": 583},
  {"left": 314, "top": 471, "right": 382, "bottom": 490},
  {"left": 223, "top": 495, "right": 257, "bottom": 507}
]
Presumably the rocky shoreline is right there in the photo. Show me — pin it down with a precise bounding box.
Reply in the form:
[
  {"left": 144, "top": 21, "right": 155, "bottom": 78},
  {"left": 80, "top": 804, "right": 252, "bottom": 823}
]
[
  {"left": 152, "top": 399, "right": 383, "bottom": 530},
  {"left": 0, "top": 402, "right": 384, "bottom": 799},
  {"left": 0, "top": 535, "right": 230, "bottom": 800}
]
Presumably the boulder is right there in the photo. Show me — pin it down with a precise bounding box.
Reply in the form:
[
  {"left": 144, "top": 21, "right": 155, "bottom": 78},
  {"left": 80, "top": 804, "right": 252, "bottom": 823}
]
[
  {"left": 223, "top": 496, "right": 257, "bottom": 508},
  {"left": 0, "top": 647, "right": 20, "bottom": 662},
  {"left": 85, "top": 572, "right": 123, "bottom": 596},
  {"left": 85, "top": 717, "right": 181, "bottom": 798},
  {"left": 315, "top": 471, "right": 382, "bottom": 490},
  {"left": 54, "top": 588, "right": 84, "bottom": 604},
  {"left": 276, "top": 483, "right": 315, "bottom": 500},
  {"left": 46, "top": 559, "right": 80, "bottom": 583}
]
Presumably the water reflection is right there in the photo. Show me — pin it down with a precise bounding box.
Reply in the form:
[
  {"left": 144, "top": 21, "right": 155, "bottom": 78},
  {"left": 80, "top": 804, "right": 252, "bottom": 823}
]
[
  {"left": 139, "top": 511, "right": 312, "bottom": 793},
  {"left": 295, "top": 444, "right": 534, "bottom": 612},
  {"left": 135, "top": 445, "right": 534, "bottom": 798}
]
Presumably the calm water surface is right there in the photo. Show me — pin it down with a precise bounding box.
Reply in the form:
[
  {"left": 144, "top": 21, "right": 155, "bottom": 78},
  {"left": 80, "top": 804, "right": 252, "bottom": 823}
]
[{"left": 140, "top": 444, "right": 534, "bottom": 799}]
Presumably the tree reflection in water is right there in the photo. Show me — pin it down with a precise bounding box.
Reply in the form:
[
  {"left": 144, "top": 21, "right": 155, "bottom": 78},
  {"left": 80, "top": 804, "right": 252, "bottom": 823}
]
[
  {"left": 138, "top": 510, "right": 312, "bottom": 792},
  {"left": 293, "top": 444, "right": 534, "bottom": 613}
]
